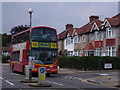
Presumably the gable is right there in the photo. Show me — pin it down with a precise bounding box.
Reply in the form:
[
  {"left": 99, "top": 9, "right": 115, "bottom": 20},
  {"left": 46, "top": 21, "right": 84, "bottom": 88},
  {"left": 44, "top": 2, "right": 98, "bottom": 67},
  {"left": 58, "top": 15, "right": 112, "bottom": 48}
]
[
  {"left": 72, "top": 28, "right": 78, "bottom": 37},
  {"left": 103, "top": 19, "right": 111, "bottom": 28},
  {"left": 91, "top": 22, "right": 99, "bottom": 32}
]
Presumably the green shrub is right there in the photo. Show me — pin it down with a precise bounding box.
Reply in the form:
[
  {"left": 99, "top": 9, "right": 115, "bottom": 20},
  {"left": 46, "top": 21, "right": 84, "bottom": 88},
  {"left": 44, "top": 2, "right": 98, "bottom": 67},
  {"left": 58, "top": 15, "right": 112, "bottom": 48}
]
[
  {"left": 58, "top": 56, "right": 120, "bottom": 70},
  {"left": 2, "top": 55, "right": 10, "bottom": 63}
]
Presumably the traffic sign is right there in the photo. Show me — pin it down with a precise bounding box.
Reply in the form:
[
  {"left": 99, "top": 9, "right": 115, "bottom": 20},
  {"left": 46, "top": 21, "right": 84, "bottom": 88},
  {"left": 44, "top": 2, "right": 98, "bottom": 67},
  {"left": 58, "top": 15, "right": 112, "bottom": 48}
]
[
  {"left": 40, "top": 67, "right": 46, "bottom": 74},
  {"left": 38, "top": 67, "right": 46, "bottom": 83}
]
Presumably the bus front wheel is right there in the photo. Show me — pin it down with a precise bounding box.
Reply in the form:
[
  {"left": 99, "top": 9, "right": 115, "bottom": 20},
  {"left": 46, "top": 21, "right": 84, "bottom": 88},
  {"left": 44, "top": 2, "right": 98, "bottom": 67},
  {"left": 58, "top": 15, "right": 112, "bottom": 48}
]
[
  {"left": 12, "top": 65, "right": 15, "bottom": 73},
  {"left": 22, "top": 66, "right": 25, "bottom": 75}
]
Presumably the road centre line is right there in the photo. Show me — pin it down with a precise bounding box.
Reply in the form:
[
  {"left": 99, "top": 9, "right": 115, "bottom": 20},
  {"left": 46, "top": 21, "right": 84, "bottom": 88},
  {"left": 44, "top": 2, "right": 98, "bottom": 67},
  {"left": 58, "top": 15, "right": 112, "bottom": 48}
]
[
  {"left": 62, "top": 75, "right": 83, "bottom": 81},
  {"left": 5, "top": 80, "right": 14, "bottom": 86},
  {"left": 52, "top": 81, "right": 63, "bottom": 86}
]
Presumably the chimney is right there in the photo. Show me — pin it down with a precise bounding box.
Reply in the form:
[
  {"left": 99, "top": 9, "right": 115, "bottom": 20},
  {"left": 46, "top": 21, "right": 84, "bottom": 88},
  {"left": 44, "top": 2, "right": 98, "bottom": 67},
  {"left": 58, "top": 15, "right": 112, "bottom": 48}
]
[
  {"left": 65, "top": 24, "right": 73, "bottom": 30},
  {"left": 89, "top": 15, "right": 99, "bottom": 22}
]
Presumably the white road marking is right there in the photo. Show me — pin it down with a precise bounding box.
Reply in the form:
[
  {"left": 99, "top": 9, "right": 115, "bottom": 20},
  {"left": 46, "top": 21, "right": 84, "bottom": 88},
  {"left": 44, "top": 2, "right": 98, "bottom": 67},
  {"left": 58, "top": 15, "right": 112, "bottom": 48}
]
[
  {"left": 10, "top": 73, "right": 20, "bottom": 76},
  {"left": 98, "top": 74, "right": 109, "bottom": 76},
  {"left": 0, "top": 77, "right": 3, "bottom": 80},
  {"left": 64, "top": 76, "right": 68, "bottom": 79},
  {"left": 73, "top": 77, "right": 78, "bottom": 79},
  {"left": 78, "top": 78, "right": 82, "bottom": 80},
  {"left": 52, "top": 81, "right": 63, "bottom": 86},
  {"left": 61, "top": 75, "right": 83, "bottom": 81},
  {"left": 5, "top": 80, "right": 14, "bottom": 86},
  {"left": 46, "top": 80, "right": 63, "bottom": 86},
  {"left": 46, "top": 81, "right": 51, "bottom": 83}
]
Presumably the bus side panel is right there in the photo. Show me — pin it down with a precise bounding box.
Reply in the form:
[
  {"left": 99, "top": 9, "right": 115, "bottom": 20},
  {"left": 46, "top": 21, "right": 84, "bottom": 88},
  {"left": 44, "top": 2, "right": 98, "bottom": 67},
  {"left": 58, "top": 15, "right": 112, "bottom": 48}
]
[
  {"left": 22, "top": 50, "right": 28, "bottom": 72},
  {"left": 16, "top": 50, "right": 27, "bottom": 72}
]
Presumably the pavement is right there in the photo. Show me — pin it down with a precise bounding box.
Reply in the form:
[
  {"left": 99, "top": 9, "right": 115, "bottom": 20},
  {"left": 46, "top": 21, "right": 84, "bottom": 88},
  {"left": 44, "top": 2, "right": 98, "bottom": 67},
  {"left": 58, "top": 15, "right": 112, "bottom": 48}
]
[
  {"left": 84, "top": 74, "right": 119, "bottom": 89},
  {"left": 58, "top": 68, "right": 119, "bottom": 89}
]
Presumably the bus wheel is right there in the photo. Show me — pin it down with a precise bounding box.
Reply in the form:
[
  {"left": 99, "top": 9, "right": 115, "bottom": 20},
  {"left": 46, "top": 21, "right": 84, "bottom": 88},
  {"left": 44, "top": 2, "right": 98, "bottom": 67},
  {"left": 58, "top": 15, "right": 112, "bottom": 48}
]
[
  {"left": 12, "top": 65, "right": 15, "bottom": 73},
  {"left": 22, "top": 66, "right": 25, "bottom": 75}
]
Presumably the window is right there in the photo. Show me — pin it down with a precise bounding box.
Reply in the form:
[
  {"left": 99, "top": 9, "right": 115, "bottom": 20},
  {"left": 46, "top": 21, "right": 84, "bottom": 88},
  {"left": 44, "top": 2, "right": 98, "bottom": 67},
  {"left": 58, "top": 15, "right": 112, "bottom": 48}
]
[
  {"left": 90, "top": 33, "right": 94, "bottom": 41},
  {"left": 68, "top": 51, "right": 73, "bottom": 56},
  {"left": 12, "top": 31, "right": 30, "bottom": 44},
  {"left": 74, "top": 36, "right": 78, "bottom": 43},
  {"left": 31, "top": 48, "right": 57, "bottom": 64},
  {"left": 82, "top": 35, "right": 86, "bottom": 42},
  {"left": 100, "top": 31, "right": 104, "bottom": 40},
  {"left": 94, "top": 48, "right": 103, "bottom": 56},
  {"left": 95, "top": 31, "right": 101, "bottom": 40},
  {"left": 71, "top": 38, "right": 73, "bottom": 43},
  {"left": 106, "top": 47, "right": 116, "bottom": 56},
  {"left": 66, "top": 37, "right": 71, "bottom": 45},
  {"left": 74, "top": 50, "right": 80, "bottom": 56},
  {"left": 12, "top": 51, "right": 20, "bottom": 61},
  {"left": 106, "top": 27, "right": 115, "bottom": 38},
  {"left": 78, "top": 35, "right": 81, "bottom": 43},
  {"left": 74, "top": 51, "right": 77, "bottom": 56},
  {"left": 32, "top": 28, "right": 57, "bottom": 42}
]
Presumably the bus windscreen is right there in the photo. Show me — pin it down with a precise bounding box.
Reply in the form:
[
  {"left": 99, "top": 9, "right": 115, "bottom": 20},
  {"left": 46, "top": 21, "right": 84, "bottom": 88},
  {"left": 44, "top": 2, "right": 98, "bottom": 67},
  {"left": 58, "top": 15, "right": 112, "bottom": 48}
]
[
  {"left": 31, "top": 48, "right": 57, "bottom": 65},
  {"left": 31, "top": 27, "right": 57, "bottom": 42}
]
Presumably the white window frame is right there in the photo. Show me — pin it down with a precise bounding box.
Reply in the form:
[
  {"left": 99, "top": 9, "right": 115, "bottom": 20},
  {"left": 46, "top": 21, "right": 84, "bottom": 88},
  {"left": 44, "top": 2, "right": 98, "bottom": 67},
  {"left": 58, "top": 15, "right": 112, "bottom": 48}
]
[
  {"left": 74, "top": 50, "right": 81, "bottom": 56},
  {"left": 71, "top": 38, "right": 73, "bottom": 44},
  {"left": 94, "top": 48, "right": 103, "bottom": 56},
  {"left": 106, "top": 47, "right": 116, "bottom": 56},
  {"left": 78, "top": 35, "right": 81, "bottom": 43},
  {"left": 106, "top": 27, "right": 115, "bottom": 38},
  {"left": 68, "top": 51, "right": 73, "bottom": 56},
  {"left": 82, "top": 35, "right": 86, "bottom": 42},
  {"left": 74, "top": 35, "right": 78, "bottom": 43},
  {"left": 100, "top": 31, "right": 104, "bottom": 40}
]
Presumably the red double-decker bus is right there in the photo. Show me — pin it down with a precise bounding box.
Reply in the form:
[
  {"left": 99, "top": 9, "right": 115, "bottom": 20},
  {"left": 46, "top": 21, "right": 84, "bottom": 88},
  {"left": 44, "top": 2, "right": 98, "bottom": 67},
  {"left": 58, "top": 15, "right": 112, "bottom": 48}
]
[{"left": 10, "top": 26, "right": 58, "bottom": 76}]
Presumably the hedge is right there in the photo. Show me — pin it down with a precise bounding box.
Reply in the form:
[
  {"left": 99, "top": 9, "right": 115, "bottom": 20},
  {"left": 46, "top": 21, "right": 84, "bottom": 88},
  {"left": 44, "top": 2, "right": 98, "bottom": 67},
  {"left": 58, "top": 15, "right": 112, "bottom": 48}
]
[
  {"left": 58, "top": 56, "right": 120, "bottom": 70},
  {"left": 2, "top": 55, "right": 10, "bottom": 63}
]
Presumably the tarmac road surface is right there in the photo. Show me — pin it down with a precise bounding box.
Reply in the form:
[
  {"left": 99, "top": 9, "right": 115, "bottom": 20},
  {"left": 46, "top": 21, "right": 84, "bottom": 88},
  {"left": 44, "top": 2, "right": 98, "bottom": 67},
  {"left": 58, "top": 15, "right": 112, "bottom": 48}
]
[{"left": 1, "top": 63, "right": 119, "bottom": 90}]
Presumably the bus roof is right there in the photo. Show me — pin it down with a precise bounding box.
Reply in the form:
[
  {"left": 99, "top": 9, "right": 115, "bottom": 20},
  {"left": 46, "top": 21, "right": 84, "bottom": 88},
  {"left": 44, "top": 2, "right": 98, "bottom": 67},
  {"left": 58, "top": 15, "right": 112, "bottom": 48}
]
[{"left": 12, "top": 26, "right": 57, "bottom": 38}]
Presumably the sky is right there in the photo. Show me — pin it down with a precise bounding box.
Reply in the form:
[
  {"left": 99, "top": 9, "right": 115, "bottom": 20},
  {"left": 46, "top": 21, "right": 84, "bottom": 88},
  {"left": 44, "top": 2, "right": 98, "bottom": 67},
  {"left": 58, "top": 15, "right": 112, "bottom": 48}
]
[{"left": 1, "top": 1, "right": 119, "bottom": 34}]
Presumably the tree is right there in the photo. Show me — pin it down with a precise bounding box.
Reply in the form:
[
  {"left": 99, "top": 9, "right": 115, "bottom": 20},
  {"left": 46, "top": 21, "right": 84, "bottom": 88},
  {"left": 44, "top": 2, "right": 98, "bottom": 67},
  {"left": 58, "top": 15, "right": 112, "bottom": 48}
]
[
  {"left": 2, "top": 33, "right": 11, "bottom": 47},
  {"left": 10, "top": 25, "right": 30, "bottom": 35}
]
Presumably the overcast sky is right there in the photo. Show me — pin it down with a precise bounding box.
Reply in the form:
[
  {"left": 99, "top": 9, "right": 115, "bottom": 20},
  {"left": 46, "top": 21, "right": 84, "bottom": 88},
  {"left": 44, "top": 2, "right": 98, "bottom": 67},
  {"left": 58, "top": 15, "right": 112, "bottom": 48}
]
[{"left": 2, "top": 1, "right": 119, "bottom": 34}]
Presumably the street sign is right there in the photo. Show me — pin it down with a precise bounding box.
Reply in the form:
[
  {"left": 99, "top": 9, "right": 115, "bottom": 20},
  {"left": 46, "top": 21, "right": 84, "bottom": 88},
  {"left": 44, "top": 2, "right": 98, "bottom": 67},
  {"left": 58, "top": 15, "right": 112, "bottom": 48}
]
[
  {"left": 104, "top": 63, "right": 112, "bottom": 69},
  {"left": 38, "top": 67, "right": 46, "bottom": 83},
  {"left": 40, "top": 67, "right": 46, "bottom": 74}
]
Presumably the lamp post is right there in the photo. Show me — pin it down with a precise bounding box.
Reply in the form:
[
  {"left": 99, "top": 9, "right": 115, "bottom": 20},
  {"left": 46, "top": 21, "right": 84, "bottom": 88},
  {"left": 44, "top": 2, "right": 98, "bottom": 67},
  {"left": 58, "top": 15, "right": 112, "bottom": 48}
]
[
  {"left": 28, "top": 8, "right": 33, "bottom": 81},
  {"left": 28, "top": 8, "right": 33, "bottom": 27}
]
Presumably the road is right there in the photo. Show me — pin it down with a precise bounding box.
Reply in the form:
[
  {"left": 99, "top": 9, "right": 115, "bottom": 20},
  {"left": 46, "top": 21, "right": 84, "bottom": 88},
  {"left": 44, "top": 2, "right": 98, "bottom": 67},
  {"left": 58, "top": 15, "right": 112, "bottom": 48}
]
[{"left": 1, "top": 63, "right": 119, "bottom": 90}]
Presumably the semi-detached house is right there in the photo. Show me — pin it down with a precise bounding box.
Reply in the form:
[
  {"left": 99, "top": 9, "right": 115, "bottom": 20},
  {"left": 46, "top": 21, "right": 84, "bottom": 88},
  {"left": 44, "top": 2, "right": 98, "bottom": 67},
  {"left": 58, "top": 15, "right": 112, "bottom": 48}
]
[{"left": 58, "top": 13, "right": 120, "bottom": 57}]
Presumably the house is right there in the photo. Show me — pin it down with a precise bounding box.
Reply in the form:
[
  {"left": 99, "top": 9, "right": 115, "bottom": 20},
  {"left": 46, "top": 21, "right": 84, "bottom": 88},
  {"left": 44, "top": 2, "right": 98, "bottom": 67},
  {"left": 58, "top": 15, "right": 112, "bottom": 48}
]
[
  {"left": 58, "top": 13, "right": 120, "bottom": 57},
  {"left": 2, "top": 47, "right": 10, "bottom": 56}
]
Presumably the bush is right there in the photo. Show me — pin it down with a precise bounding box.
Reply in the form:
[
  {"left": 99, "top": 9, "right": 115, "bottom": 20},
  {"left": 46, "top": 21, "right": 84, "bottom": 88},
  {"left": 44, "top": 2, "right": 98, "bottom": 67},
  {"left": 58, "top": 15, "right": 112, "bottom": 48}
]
[
  {"left": 58, "top": 56, "right": 120, "bottom": 70},
  {"left": 2, "top": 55, "right": 10, "bottom": 63}
]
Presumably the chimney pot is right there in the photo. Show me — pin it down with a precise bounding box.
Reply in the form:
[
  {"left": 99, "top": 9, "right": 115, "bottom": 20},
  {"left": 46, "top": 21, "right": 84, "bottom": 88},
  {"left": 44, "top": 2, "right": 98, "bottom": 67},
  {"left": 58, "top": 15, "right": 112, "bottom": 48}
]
[
  {"left": 89, "top": 16, "right": 99, "bottom": 22},
  {"left": 66, "top": 24, "right": 73, "bottom": 30}
]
